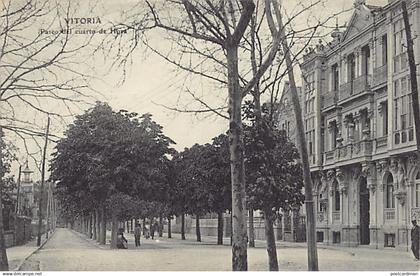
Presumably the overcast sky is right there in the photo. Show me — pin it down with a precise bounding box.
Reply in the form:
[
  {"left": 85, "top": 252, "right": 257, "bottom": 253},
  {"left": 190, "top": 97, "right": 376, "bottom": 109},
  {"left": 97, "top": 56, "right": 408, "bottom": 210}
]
[{"left": 7, "top": 0, "right": 389, "bottom": 180}]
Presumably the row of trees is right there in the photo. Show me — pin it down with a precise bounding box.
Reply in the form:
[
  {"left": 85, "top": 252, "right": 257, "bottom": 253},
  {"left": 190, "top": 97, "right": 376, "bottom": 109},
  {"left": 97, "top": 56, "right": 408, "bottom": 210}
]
[
  {"left": 52, "top": 100, "right": 304, "bottom": 270},
  {"left": 50, "top": 102, "right": 175, "bottom": 248}
]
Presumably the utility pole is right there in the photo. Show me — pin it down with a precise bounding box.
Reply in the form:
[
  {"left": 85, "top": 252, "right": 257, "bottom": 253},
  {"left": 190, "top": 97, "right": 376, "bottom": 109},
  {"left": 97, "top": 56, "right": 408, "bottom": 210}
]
[
  {"left": 402, "top": 1, "right": 420, "bottom": 175},
  {"left": 46, "top": 182, "right": 50, "bottom": 239},
  {"left": 15, "top": 166, "right": 22, "bottom": 216},
  {"left": 37, "top": 116, "right": 51, "bottom": 246},
  {"left": 0, "top": 127, "right": 9, "bottom": 270}
]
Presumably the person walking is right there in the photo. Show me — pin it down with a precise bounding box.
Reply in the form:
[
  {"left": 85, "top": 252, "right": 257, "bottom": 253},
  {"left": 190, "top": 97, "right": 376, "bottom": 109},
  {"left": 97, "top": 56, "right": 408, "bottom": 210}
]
[
  {"left": 134, "top": 223, "right": 141, "bottom": 247},
  {"left": 411, "top": 220, "right": 419, "bottom": 261}
]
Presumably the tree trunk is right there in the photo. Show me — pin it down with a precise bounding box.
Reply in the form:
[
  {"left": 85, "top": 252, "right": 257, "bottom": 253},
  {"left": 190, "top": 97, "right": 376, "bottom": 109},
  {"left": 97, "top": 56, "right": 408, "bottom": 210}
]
[
  {"left": 217, "top": 211, "right": 224, "bottom": 245},
  {"left": 248, "top": 209, "right": 255, "bottom": 247},
  {"left": 142, "top": 218, "right": 146, "bottom": 235},
  {"left": 264, "top": 209, "right": 279, "bottom": 271},
  {"left": 159, "top": 216, "right": 163, "bottom": 237},
  {"left": 227, "top": 45, "right": 248, "bottom": 271},
  {"left": 92, "top": 212, "right": 97, "bottom": 240},
  {"left": 110, "top": 214, "right": 118, "bottom": 249},
  {"left": 95, "top": 209, "right": 100, "bottom": 242},
  {"left": 196, "top": 215, "right": 201, "bottom": 242},
  {"left": 168, "top": 218, "right": 172, "bottom": 238},
  {"left": 99, "top": 206, "right": 106, "bottom": 245},
  {"left": 88, "top": 214, "right": 92, "bottom": 239},
  {"left": 181, "top": 213, "right": 186, "bottom": 240},
  {"left": 230, "top": 211, "right": 233, "bottom": 246},
  {"left": 0, "top": 137, "right": 9, "bottom": 270},
  {"left": 402, "top": 0, "right": 420, "bottom": 180},
  {"left": 276, "top": 3, "right": 318, "bottom": 270}
]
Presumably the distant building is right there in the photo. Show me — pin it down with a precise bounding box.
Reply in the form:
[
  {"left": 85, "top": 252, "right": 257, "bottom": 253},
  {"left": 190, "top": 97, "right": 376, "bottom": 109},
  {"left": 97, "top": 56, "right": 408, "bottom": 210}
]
[{"left": 17, "top": 161, "right": 39, "bottom": 219}]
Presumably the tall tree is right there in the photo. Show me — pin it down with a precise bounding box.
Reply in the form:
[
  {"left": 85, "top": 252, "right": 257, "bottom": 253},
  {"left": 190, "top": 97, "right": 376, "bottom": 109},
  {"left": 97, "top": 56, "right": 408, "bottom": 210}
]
[
  {"left": 244, "top": 103, "right": 304, "bottom": 270},
  {"left": 266, "top": 0, "right": 318, "bottom": 270},
  {"left": 207, "top": 134, "right": 231, "bottom": 245}
]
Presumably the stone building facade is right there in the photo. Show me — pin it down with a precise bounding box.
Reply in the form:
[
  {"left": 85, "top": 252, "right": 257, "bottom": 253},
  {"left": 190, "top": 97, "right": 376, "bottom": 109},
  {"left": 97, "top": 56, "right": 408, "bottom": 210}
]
[{"left": 279, "top": 0, "right": 420, "bottom": 248}]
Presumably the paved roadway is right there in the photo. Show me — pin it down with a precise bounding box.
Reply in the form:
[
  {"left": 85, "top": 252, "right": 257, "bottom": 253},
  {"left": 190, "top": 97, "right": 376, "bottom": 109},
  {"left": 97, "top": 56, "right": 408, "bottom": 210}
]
[{"left": 19, "top": 228, "right": 419, "bottom": 271}]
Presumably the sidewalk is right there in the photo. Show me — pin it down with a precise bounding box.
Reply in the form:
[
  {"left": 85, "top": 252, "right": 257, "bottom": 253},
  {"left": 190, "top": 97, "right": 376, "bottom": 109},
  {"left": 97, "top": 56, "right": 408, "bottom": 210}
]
[{"left": 6, "top": 231, "right": 53, "bottom": 271}]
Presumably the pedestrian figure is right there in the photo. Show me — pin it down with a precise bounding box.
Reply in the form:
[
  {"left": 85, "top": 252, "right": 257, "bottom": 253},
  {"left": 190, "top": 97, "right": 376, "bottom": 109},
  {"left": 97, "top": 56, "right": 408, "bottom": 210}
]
[
  {"left": 145, "top": 225, "right": 150, "bottom": 239},
  {"left": 134, "top": 223, "right": 141, "bottom": 247},
  {"left": 411, "top": 220, "right": 419, "bottom": 260},
  {"left": 150, "top": 222, "right": 155, "bottom": 240},
  {"left": 117, "top": 228, "right": 128, "bottom": 249}
]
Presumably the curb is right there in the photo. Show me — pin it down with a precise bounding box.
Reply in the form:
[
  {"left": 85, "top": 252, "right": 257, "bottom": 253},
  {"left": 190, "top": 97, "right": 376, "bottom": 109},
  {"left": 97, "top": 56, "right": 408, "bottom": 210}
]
[
  {"left": 69, "top": 228, "right": 108, "bottom": 250},
  {"left": 15, "top": 230, "right": 56, "bottom": 271}
]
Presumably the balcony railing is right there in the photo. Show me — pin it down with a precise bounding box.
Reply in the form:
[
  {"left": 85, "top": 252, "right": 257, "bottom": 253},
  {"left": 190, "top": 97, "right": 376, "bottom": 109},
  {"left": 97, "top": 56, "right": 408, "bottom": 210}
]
[
  {"left": 339, "top": 75, "right": 371, "bottom": 102},
  {"left": 384, "top": 209, "right": 395, "bottom": 221},
  {"left": 373, "top": 64, "right": 387, "bottom": 86},
  {"left": 353, "top": 74, "right": 371, "bottom": 95},
  {"left": 321, "top": 90, "right": 338, "bottom": 109},
  {"left": 323, "top": 139, "right": 373, "bottom": 165},
  {"left": 376, "top": 136, "right": 388, "bottom": 149},
  {"left": 394, "top": 127, "right": 415, "bottom": 146},
  {"left": 339, "top": 82, "right": 352, "bottom": 101},
  {"left": 332, "top": 211, "right": 341, "bottom": 223}
]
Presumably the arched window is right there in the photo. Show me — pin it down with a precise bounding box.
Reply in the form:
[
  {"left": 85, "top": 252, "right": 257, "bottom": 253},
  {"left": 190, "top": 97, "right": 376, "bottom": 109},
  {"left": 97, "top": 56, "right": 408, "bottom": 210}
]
[
  {"left": 415, "top": 172, "right": 420, "bottom": 208},
  {"left": 334, "top": 180, "right": 340, "bottom": 211},
  {"left": 386, "top": 174, "right": 395, "bottom": 208}
]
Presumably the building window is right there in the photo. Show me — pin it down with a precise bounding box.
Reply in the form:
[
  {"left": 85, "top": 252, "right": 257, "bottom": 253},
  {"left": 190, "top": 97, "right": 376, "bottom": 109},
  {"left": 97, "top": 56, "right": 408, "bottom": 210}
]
[
  {"left": 332, "top": 64, "right": 339, "bottom": 91},
  {"left": 386, "top": 174, "right": 395, "bottom": 209},
  {"left": 381, "top": 101, "right": 388, "bottom": 136},
  {"left": 334, "top": 180, "right": 340, "bottom": 211},
  {"left": 333, "top": 231, "right": 341, "bottom": 244},
  {"left": 348, "top": 54, "right": 356, "bottom": 84},
  {"left": 305, "top": 116, "right": 315, "bottom": 161},
  {"left": 317, "top": 231, "right": 324, "bottom": 242},
  {"left": 384, "top": 233, "right": 395, "bottom": 247},
  {"left": 329, "top": 121, "right": 338, "bottom": 150},
  {"left": 393, "top": 76, "right": 413, "bottom": 143},
  {"left": 362, "top": 45, "right": 370, "bottom": 76},
  {"left": 393, "top": 19, "right": 404, "bottom": 56},
  {"left": 382, "top": 34, "right": 388, "bottom": 66}
]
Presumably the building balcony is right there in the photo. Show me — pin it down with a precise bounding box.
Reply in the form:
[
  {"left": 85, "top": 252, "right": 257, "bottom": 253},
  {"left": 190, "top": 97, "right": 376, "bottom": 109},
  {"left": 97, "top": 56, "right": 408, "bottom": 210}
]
[
  {"left": 375, "top": 136, "right": 388, "bottom": 150},
  {"left": 393, "top": 127, "right": 415, "bottom": 146},
  {"left": 339, "top": 75, "right": 371, "bottom": 102},
  {"left": 321, "top": 90, "right": 338, "bottom": 109},
  {"left": 372, "top": 64, "right": 387, "bottom": 86},
  {"left": 339, "top": 82, "right": 352, "bottom": 101},
  {"left": 353, "top": 74, "right": 371, "bottom": 95},
  {"left": 384, "top": 208, "right": 395, "bottom": 221},
  {"left": 323, "top": 139, "right": 373, "bottom": 166}
]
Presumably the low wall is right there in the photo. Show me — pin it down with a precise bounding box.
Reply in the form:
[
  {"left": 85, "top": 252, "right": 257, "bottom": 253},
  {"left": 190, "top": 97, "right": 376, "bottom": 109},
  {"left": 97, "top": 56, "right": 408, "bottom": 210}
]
[
  {"left": 2, "top": 216, "right": 32, "bottom": 248},
  {"left": 15, "top": 216, "right": 32, "bottom": 245},
  {"left": 170, "top": 215, "right": 284, "bottom": 241},
  {"left": 4, "top": 230, "right": 14, "bottom": 247}
]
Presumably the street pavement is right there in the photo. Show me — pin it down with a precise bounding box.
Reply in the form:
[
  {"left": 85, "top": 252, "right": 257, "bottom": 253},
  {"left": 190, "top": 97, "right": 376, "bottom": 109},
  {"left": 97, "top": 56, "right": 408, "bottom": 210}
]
[
  {"left": 6, "top": 232, "right": 50, "bottom": 271},
  {"left": 17, "top": 227, "right": 420, "bottom": 271}
]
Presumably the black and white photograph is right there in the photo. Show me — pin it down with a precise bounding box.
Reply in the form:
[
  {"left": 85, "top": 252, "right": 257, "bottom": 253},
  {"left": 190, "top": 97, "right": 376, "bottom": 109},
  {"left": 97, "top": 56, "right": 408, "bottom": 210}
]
[{"left": 0, "top": 0, "right": 420, "bottom": 273}]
